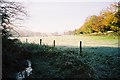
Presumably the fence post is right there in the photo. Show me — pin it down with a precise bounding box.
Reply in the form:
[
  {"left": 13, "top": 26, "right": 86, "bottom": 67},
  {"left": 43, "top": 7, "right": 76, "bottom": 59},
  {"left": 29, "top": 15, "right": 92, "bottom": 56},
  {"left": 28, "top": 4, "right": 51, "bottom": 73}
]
[
  {"left": 26, "top": 39, "right": 28, "bottom": 43},
  {"left": 53, "top": 40, "right": 55, "bottom": 47},
  {"left": 40, "top": 39, "right": 42, "bottom": 45},
  {"left": 80, "top": 41, "right": 82, "bottom": 54}
]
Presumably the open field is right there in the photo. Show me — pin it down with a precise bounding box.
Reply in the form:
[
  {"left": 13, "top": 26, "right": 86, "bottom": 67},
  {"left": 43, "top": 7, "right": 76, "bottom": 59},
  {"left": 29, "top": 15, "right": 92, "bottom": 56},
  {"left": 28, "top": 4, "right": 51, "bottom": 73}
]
[{"left": 19, "top": 35, "right": 118, "bottom": 47}]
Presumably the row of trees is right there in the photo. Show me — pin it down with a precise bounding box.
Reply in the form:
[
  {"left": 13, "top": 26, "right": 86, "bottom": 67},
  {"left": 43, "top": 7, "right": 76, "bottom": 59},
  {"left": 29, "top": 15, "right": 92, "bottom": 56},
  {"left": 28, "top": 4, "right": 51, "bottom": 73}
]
[{"left": 75, "top": 2, "right": 120, "bottom": 34}]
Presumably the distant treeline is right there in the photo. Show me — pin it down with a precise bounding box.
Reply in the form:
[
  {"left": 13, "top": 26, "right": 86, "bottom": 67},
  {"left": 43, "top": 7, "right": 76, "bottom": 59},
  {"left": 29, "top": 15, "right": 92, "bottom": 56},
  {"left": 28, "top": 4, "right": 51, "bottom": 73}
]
[{"left": 74, "top": 3, "right": 120, "bottom": 34}]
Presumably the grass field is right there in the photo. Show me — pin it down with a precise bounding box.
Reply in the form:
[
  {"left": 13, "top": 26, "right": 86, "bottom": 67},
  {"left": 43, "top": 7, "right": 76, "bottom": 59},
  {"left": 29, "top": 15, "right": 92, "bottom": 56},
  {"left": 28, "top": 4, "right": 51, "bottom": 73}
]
[
  {"left": 19, "top": 35, "right": 118, "bottom": 47},
  {"left": 18, "top": 35, "right": 120, "bottom": 78}
]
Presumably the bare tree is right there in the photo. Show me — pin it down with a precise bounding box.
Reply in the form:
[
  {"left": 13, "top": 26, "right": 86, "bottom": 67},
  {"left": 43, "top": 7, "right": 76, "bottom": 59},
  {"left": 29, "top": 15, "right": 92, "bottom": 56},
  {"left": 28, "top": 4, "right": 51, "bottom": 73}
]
[{"left": 0, "top": 0, "right": 27, "bottom": 38}]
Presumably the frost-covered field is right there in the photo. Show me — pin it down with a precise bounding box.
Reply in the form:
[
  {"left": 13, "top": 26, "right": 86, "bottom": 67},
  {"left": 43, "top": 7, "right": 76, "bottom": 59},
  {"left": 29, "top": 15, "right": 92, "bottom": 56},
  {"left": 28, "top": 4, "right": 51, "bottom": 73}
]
[
  {"left": 18, "top": 35, "right": 118, "bottom": 47},
  {"left": 19, "top": 35, "right": 120, "bottom": 78}
]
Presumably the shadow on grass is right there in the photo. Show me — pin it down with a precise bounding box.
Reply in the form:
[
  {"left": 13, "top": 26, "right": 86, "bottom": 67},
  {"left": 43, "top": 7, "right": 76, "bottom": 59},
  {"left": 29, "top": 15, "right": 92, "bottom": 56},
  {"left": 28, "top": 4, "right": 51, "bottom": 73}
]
[
  {"left": 56, "top": 45, "right": 120, "bottom": 78},
  {"left": 25, "top": 43, "right": 120, "bottom": 79},
  {"left": 3, "top": 40, "right": 120, "bottom": 79},
  {"left": 56, "top": 45, "right": 120, "bottom": 56}
]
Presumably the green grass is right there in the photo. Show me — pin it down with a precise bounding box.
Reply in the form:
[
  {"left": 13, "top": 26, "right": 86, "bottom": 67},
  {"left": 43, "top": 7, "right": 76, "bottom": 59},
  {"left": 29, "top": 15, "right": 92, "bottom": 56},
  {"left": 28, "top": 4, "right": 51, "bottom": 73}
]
[
  {"left": 7, "top": 35, "right": 119, "bottom": 79},
  {"left": 19, "top": 35, "right": 118, "bottom": 47},
  {"left": 81, "top": 46, "right": 120, "bottom": 78},
  {"left": 19, "top": 41, "right": 120, "bottom": 79},
  {"left": 19, "top": 43, "right": 96, "bottom": 79},
  {"left": 91, "top": 36, "right": 118, "bottom": 41}
]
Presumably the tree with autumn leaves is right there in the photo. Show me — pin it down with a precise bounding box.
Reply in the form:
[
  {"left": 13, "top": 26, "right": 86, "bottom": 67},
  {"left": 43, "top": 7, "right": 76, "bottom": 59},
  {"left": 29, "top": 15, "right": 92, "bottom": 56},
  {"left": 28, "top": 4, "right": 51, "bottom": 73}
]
[{"left": 75, "top": 2, "right": 120, "bottom": 34}]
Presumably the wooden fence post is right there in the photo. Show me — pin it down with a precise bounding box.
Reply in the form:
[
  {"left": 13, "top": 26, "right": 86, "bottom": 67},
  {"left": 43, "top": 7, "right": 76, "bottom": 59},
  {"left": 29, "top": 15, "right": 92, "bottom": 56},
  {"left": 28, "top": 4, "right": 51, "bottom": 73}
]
[
  {"left": 80, "top": 41, "right": 82, "bottom": 54},
  {"left": 26, "top": 39, "right": 28, "bottom": 43},
  {"left": 53, "top": 40, "right": 55, "bottom": 47},
  {"left": 40, "top": 39, "right": 42, "bottom": 45}
]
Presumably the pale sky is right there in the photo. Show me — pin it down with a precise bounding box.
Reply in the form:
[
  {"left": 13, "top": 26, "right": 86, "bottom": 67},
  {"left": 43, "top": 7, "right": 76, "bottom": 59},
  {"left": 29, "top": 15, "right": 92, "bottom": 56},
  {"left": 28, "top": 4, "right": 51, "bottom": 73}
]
[{"left": 11, "top": 0, "right": 119, "bottom": 33}]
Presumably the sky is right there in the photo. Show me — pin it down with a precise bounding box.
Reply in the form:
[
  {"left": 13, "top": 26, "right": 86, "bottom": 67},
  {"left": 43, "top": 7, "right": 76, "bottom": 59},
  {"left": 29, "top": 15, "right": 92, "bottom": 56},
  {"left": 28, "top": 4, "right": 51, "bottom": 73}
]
[{"left": 11, "top": 0, "right": 119, "bottom": 33}]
